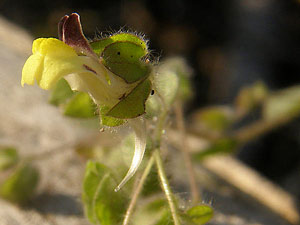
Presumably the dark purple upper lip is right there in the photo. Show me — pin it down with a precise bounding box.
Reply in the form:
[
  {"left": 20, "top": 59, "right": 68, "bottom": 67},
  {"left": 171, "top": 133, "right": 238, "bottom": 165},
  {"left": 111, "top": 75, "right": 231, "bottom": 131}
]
[{"left": 58, "top": 13, "right": 97, "bottom": 59}]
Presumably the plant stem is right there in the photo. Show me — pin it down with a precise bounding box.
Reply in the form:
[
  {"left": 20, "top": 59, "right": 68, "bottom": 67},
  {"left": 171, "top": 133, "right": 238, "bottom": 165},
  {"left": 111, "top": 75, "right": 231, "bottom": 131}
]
[
  {"left": 122, "top": 155, "right": 155, "bottom": 225},
  {"left": 154, "top": 108, "right": 169, "bottom": 148},
  {"left": 174, "top": 101, "right": 200, "bottom": 204},
  {"left": 154, "top": 149, "right": 181, "bottom": 225},
  {"left": 234, "top": 109, "right": 300, "bottom": 144}
]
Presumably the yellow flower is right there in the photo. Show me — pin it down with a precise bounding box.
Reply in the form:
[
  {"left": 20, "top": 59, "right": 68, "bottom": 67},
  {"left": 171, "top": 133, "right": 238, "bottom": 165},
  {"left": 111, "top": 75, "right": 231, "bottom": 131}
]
[
  {"left": 21, "top": 13, "right": 152, "bottom": 191},
  {"left": 22, "top": 37, "right": 137, "bottom": 109}
]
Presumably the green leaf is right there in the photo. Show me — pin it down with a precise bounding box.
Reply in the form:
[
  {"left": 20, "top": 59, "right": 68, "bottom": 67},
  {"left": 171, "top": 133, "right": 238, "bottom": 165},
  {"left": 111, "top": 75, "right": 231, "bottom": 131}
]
[
  {"left": 155, "top": 210, "right": 174, "bottom": 225},
  {"left": 155, "top": 70, "right": 179, "bottom": 109},
  {"left": 185, "top": 205, "right": 213, "bottom": 225},
  {"left": 107, "top": 79, "right": 151, "bottom": 119},
  {"left": 49, "top": 78, "right": 74, "bottom": 106},
  {"left": 0, "top": 147, "right": 19, "bottom": 171},
  {"left": 0, "top": 163, "right": 39, "bottom": 204},
  {"left": 235, "top": 81, "right": 268, "bottom": 116},
  {"left": 142, "top": 165, "right": 161, "bottom": 196},
  {"left": 99, "top": 105, "right": 125, "bottom": 127},
  {"left": 82, "top": 161, "right": 127, "bottom": 225},
  {"left": 145, "top": 93, "right": 162, "bottom": 118},
  {"left": 263, "top": 85, "right": 300, "bottom": 121},
  {"left": 91, "top": 33, "right": 148, "bottom": 56},
  {"left": 131, "top": 198, "right": 169, "bottom": 225},
  {"left": 192, "top": 106, "right": 234, "bottom": 132},
  {"left": 158, "top": 57, "right": 193, "bottom": 101},
  {"left": 102, "top": 42, "right": 150, "bottom": 83},
  {"left": 64, "top": 92, "right": 97, "bottom": 118},
  {"left": 194, "top": 138, "right": 238, "bottom": 161}
]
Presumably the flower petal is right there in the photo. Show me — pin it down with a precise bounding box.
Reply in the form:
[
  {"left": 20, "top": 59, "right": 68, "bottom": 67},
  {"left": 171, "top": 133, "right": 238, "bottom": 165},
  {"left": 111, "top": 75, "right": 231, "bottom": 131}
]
[
  {"left": 59, "top": 13, "right": 97, "bottom": 59},
  {"left": 22, "top": 38, "right": 90, "bottom": 90},
  {"left": 21, "top": 54, "right": 44, "bottom": 86}
]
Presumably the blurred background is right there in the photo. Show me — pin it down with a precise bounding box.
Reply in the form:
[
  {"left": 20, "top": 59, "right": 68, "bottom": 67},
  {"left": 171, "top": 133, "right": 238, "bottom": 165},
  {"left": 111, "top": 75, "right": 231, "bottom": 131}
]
[{"left": 1, "top": 0, "right": 300, "bottom": 222}]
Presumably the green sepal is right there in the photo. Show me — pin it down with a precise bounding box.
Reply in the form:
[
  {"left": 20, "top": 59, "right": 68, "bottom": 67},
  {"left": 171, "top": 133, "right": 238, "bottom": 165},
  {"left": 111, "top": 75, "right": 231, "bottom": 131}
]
[
  {"left": 101, "top": 41, "right": 150, "bottom": 83},
  {"left": 0, "top": 147, "right": 19, "bottom": 171},
  {"left": 99, "top": 105, "right": 125, "bottom": 127},
  {"left": 90, "top": 33, "right": 148, "bottom": 56},
  {"left": 64, "top": 92, "right": 97, "bottom": 118},
  {"left": 49, "top": 78, "right": 74, "bottom": 106},
  {"left": 107, "top": 79, "right": 151, "bottom": 119},
  {"left": 82, "top": 161, "right": 127, "bottom": 225},
  {"left": 0, "top": 163, "right": 39, "bottom": 204}
]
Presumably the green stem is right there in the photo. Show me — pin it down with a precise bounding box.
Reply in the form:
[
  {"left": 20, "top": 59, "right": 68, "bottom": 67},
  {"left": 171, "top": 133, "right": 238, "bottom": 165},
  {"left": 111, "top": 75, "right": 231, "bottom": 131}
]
[
  {"left": 234, "top": 108, "right": 300, "bottom": 144},
  {"left": 154, "top": 109, "right": 168, "bottom": 148},
  {"left": 174, "top": 101, "right": 200, "bottom": 204},
  {"left": 154, "top": 149, "right": 181, "bottom": 225},
  {"left": 122, "top": 155, "right": 155, "bottom": 225}
]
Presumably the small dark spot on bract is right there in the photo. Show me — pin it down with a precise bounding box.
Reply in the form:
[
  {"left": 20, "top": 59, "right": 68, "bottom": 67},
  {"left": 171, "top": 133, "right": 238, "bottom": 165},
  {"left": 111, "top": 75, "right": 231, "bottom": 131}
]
[
  {"left": 130, "top": 55, "right": 133, "bottom": 58},
  {"left": 151, "top": 90, "right": 155, "bottom": 95},
  {"left": 117, "top": 52, "right": 120, "bottom": 55}
]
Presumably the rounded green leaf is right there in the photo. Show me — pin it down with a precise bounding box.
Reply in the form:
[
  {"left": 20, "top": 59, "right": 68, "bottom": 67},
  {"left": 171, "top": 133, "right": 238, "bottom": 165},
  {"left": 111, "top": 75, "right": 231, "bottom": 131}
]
[
  {"left": 101, "top": 42, "right": 150, "bottom": 83},
  {"left": 235, "top": 81, "right": 268, "bottom": 116},
  {"left": 64, "top": 92, "right": 97, "bottom": 118},
  {"left": 91, "top": 33, "right": 148, "bottom": 56},
  {"left": 194, "top": 138, "right": 238, "bottom": 161},
  {"left": 0, "top": 163, "right": 39, "bottom": 204},
  {"left": 155, "top": 70, "right": 179, "bottom": 108},
  {"left": 192, "top": 106, "right": 234, "bottom": 132},
  {"left": 0, "top": 147, "right": 19, "bottom": 171},
  {"left": 82, "top": 161, "right": 127, "bottom": 225},
  {"left": 107, "top": 79, "right": 151, "bottom": 119},
  {"left": 186, "top": 205, "right": 213, "bottom": 225},
  {"left": 49, "top": 78, "right": 74, "bottom": 106}
]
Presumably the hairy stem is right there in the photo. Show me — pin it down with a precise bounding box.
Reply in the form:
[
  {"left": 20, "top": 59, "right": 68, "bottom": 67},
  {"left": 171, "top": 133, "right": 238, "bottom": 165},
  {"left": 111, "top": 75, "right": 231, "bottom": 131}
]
[
  {"left": 174, "top": 101, "right": 200, "bottom": 204},
  {"left": 154, "top": 149, "right": 181, "bottom": 225},
  {"left": 154, "top": 109, "right": 169, "bottom": 148},
  {"left": 122, "top": 155, "right": 155, "bottom": 225}
]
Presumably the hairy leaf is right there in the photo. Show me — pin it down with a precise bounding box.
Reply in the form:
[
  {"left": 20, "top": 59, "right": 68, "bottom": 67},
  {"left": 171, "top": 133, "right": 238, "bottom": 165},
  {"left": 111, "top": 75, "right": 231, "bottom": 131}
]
[
  {"left": 101, "top": 42, "right": 150, "bottom": 83},
  {"left": 49, "top": 78, "right": 74, "bottom": 106},
  {"left": 64, "top": 92, "right": 97, "bottom": 118},
  {"left": 0, "top": 163, "right": 39, "bottom": 204},
  {"left": 185, "top": 205, "right": 213, "bottom": 225},
  {"left": 0, "top": 147, "right": 19, "bottom": 171},
  {"left": 154, "top": 70, "right": 179, "bottom": 109},
  {"left": 107, "top": 79, "right": 151, "bottom": 119},
  {"left": 91, "top": 33, "right": 148, "bottom": 56},
  {"left": 82, "top": 161, "right": 127, "bottom": 225}
]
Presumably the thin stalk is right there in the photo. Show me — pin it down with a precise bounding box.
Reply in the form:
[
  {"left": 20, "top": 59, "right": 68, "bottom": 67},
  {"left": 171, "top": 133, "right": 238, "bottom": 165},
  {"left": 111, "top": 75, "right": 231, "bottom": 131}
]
[
  {"left": 234, "top": 109, "right": 300, "bottom": 144},
  {"left": 154, "top": 149, "right": 181, "bottom": 225},
  {"left": 122, "top": 155, "right": 155, "bottom": 225},
  {"left": 174, "top": 101, "right": 200, "bottom": 204},
  {"left": 154, "top": 109, "right": 169, "bottom": 147}
]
